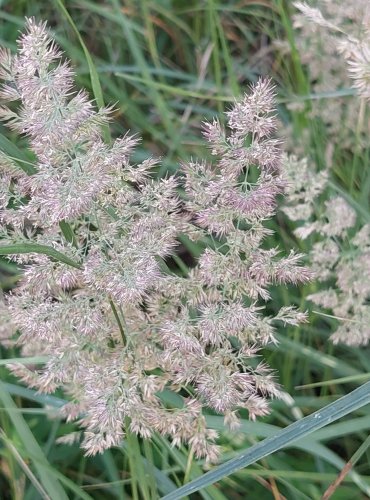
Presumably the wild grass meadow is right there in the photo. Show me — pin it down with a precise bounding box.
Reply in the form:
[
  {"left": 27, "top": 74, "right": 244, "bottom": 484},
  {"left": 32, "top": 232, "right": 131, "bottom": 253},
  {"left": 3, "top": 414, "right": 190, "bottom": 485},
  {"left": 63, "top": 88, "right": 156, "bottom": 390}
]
[{"left": 0, "top": 1, "right": 370, "bottom": 499}]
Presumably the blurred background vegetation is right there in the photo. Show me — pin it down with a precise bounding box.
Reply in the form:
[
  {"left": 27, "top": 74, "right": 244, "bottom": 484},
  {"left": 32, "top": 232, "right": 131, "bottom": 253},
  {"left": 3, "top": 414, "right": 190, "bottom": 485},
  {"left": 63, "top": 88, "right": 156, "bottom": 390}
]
[{"left": 0, "top": 1, "right": 369, "bottom": 498}]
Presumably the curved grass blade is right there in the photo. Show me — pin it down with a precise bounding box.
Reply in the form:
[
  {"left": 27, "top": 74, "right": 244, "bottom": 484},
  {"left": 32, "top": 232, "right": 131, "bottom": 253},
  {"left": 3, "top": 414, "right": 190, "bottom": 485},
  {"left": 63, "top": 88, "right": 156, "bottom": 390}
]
[
  {"left": 162, "top": 381, "right": 370, "bottom": 499},
  {"left": 0, "top": 243, "right": 82, "bottom": 269},
  {"left": 3, "top": 383, "right": 66, "bottom": 408},
  {"left": 0, "top": 133, "right": 36, "bottom": 175},
  {"left": 55, "top": 0, "right": 110, "bottom": 143}
]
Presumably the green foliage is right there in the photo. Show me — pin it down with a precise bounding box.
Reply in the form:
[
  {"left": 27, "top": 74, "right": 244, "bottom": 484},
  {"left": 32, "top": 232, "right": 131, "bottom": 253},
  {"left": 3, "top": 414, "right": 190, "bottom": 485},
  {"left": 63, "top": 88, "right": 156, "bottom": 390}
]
[{"left": 0, "top": 0, "right": 369, "bottom": 499}]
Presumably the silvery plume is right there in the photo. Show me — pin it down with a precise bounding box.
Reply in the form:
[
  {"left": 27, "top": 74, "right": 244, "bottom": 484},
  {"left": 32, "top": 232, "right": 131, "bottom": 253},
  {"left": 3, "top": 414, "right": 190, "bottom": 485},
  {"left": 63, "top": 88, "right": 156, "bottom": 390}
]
[
  {"left": 283, "top": 155, "right": 370, "bottom": 346},
  {"left": 0, "top": 19, "right": 310, "bottom": 460},
  {"left": 274, "top": 1, "right": 370, "bottom": 157},
  {"left": 294, "top": 1, "right": 370, "bottom": 101}
]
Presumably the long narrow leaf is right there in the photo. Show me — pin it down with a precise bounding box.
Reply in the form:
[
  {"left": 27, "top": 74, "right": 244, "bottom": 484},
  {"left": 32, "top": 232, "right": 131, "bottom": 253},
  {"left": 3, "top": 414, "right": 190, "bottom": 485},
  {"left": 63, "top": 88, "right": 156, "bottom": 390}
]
[
  {"left": 59, "top": 221, "right": 78, "bottom": 248},
  {"left": 55, "top": 0, "right": 104, "bottom": 110},
  {"left": 0, "top": 382, "right": 68, "bottom": 499},
  {"left": 0, "top": 243, "right": 82, "bottom": 269},
  {"left": 162, "top": 381, "right": 370, "bottom": 499},
  {"left": 0, "top": 133, "right": 36, "bottom": 175},
  {"left": 0, "top": 429, "right": 49, "bottom": 499},
  {"left": 3, "top": 383, "right": 65, "bottom": 408},
  {"left": 55, "top": 0, "right": 110, "bottom": 143},
  {"left": 0, "top": 356, "right": 49, "bottom": 366}
]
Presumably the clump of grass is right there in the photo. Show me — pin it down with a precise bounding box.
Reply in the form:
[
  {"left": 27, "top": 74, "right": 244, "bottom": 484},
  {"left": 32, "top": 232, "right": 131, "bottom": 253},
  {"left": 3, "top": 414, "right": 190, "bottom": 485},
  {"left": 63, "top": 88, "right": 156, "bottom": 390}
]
[{"left": 0, "top": 2, "right": 369, "bottom": 499}]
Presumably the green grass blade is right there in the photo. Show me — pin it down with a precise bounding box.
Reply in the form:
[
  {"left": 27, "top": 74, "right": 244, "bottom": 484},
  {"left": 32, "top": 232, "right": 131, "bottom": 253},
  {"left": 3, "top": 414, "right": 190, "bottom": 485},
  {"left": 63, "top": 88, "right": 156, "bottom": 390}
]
[
  {"left": 121, "top": 440, "right": 179, "bottom": 497},
  {"left": 59, "top": 221, "right": 78, "bottom": 248},
  {"left": 0, "top": 133, "right": 36, "bottom": 174},
  {"left": 3, "top": 383, "right": 65, "bottom": 408},
  {"left": 208, "top": 415, "right": 370, "bottom": 496},
  {"left": 0, "top": 381, "right": 68, "bottom": 499},
  {"left": 155, "top": 436, "right": 227, "bottom": 500},
  {"left": 235, "top": 468, "right": 370, "bottom": 485},
  {"left": 296, "top": 373, "right": 370, "bottom": 389},
  {"left": 55, "top": 0, "right": 104, "bottom": 109},
  {"left": 41, "top": 467, "right": 93, "bottom": 500},
  {"left": 123, "top": 425, "right": 152, "bottom": 500},
  {"left": 98, "top": 453, "right": 126, "bottom": 500},
  {"left": 0, "top": 243, "right": 82, "bottom": 269},
  {"left": 274, "top": 334, "right": 360, "bottom": 377},
  {"left": 207, "top": 414, "right": 370, "bottom": 447},
  {"left": 0, "top": 357, "right": 49, "bottom": 366},
  {"left": 162, "top": 381, "right": 370, "bottom": 499},
  {"left": 81, "top": 0, "right": 186, "bottom": 155},
  {"left": 311, "top": 416, "right": 370, "bottom": 442},
  {"left": 114, "top": 72, "right": 231, "bottom": 101},
  {"left": 55, "top": 0, "right": 110, "bottom": 143},
  {"left": 0, "top": 429, "right": 49, "bottom": 499}
]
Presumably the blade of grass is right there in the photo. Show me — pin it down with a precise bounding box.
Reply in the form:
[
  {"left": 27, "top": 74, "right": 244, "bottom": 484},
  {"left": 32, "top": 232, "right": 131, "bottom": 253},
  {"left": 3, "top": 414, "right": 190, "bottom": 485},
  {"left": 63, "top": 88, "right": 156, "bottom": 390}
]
[
  {"left": 55, "top": 0, "right": 110, "bottom": 143},
  {"left": 43, "top": 467, "right": 93, "bottom": 500},
  {"left": 99, "top": 452, "right": 126, "bottom": 500},
  {"left": 207, "top": 0, "right": 222, "bottom": 113},
  {"left": 162, "top": 381, "right": 370, "bottom": 499},
  {"left": 0, "top": 428, "right": 49, "bottom": 500},
  {"left": 143, "top": 438, "right": 158, "bottom": 499},
  {"left": 3, "top": 383, "right": 65, "bottom": 408},
  {"left": 124, "top": 419, "right": 152, "bottom": 500},
  {"left": 0, "top": 356, "right": 49, "bottom": 366},
  {"left": 213, "top": 1, "right": 239, "bottom": 95},
  {"left": 273, "top": 334, "right": 360, "bottom": 377},
  {"left": 0, "top": 133, "right": 35, "bottom": 172},
  {"left": 296, "top": 373, "right": 370, "bottom": 390},
  {"left": 235, "top": 468, "right": 370, "bottom": 484},
  {"left": 155, "top": 435, "right": 227, "bottom": 500},
  {"left": 311, "top": 415, "right": 370, "bottom": 441},
  {"left": 115, "top": 72, "right": 232, "bottom": 101},
  {"left": 0, "top": 243, "right": 82, "bottom": 269},
  {"left": 100, "top": 0, "right": 185, "bottom": 155},
  {"left": 123, "top": 440, "right": 179, "bottom": 497},
  {"left": 208, "top": 414, "right": 370, "bottom": 495},
  {"left": 59, "top": 221, "right": 78, "bottom": 248},
  {"left": 0, "top": 381, "right": 68, "bottom": 499}
]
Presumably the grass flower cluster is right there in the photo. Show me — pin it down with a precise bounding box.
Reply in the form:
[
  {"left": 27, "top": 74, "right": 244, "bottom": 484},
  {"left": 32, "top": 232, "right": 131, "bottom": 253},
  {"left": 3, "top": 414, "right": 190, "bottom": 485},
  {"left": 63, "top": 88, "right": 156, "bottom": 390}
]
[
  {"left": 0, "top": 19, "right": 311, "bottom": 460},
  {"left": 1, "top": 4, "right": 370, "bottom": 498},
  {"left": 287, "top": 2, "right": 370, "bottom": 346},
  {"left": 284, "top": 154, "right": 370, "bottom": 346},
  {"left": 294, "top": 1, "right": 370, "bottom": 101},
  {"left": 289, "top": 0, "right": 370, "bottom": 151}
]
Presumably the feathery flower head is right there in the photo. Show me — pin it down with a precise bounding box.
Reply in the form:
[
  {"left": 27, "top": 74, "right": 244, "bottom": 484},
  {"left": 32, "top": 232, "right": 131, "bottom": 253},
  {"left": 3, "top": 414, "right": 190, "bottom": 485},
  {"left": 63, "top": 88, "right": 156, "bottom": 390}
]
[
  {"left": 283, "top": 154, "right": 370, "bottom": 346},
  {"left": 294, "top": 1, "right": 370, "bottom": 101},
  {"left": 0, "top": 19, "right": 311, "bottom": 459}
]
